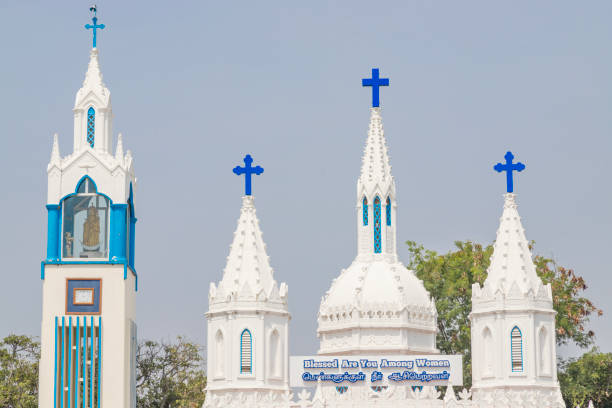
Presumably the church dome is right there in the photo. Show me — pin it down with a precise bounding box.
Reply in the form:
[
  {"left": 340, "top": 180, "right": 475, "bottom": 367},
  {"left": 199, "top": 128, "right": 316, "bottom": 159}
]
[{"left": 317, "top": 104, "right": 438, "bottom": 355}]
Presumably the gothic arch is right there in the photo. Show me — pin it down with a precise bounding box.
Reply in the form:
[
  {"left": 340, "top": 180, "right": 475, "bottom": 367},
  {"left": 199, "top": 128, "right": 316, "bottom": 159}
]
[
  {"left": 240, "top": 329, "right": 253, "bottom": 374},
  {"left": 510, "top": 326, "right": 523, "bottom": 372},
  {"left": 373, "top": 196, "right": 381, "bottom": 253}
]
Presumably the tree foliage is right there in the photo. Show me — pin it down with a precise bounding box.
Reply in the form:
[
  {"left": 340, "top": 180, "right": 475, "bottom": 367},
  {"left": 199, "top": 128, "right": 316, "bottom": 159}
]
[
  {"left": 0, "top": 334, "right": 40, "bottom": 408},
  {"left": 136, "top": 336, "right": 206, "bottom": 408},
  {"left": 406, "top": 240, "right": 602, "bottom": 389},
  {"left": 558, "top": 348, "right": 612, "bottom": 407}
]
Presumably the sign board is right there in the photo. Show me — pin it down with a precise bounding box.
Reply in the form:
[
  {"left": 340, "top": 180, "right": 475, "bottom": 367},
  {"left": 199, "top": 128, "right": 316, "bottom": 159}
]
[{"left": 290, "top": 355, "right": 462, "bottom": 387}]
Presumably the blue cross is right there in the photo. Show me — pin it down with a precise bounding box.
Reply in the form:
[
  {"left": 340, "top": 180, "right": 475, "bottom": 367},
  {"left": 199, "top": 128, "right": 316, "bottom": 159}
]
[
  {"left": 494, "top": 151, "right": 525, "bottom": 193},
  {"left": 362, "top": 68, "right": 389, "bottom": 108},
  {"left": 85, "top": 6, "right": 105, "bottom": 48},
  {"left": 233, "top": 154, "right": 264, "bottom": 196}
]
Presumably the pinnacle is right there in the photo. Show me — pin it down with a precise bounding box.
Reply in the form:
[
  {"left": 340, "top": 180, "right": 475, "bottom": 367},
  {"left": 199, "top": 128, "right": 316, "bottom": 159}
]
[
  {"left": 484, "top": 193, "right": 543, "bottom": 295},
  {"left": 218, "top": 196, "right": 279, "bottom": 301},
  {"left": 359, "top": 108, "right": 393, "bottom": 191},
  {"left": 50, "top": 133, "right": 61, "bottom": 164}
]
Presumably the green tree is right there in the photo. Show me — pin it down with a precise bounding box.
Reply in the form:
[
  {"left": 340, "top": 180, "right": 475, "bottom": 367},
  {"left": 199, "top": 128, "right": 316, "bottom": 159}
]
[
  {"left": 558, "top": 348, "right": 612, "bottom": 407},
  {"left": 136, "top": 336, "right": 206, "bottom": 408},
  {"left": 406, "top": 240, "right": 602, "bottom": 389},
  {"left": 0, "top": 334, "right": 40, "bottom": 408}
]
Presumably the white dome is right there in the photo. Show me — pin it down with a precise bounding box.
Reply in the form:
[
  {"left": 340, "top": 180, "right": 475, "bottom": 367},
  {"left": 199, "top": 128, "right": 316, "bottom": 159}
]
[{"left": 321, "top": 260, "right": 432, "bottom": 312}]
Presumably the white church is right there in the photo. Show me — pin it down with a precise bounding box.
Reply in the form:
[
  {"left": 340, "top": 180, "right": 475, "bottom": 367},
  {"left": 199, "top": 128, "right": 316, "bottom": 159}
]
[{"left": 38, "top": 9, "right": 567, "bottom": 408}]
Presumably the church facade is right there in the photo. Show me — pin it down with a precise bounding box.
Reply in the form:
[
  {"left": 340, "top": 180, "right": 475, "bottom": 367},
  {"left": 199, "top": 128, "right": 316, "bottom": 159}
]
[
  {"left": 203, "top": 71, "right": 566, "bottom": 407},
  {"left": 38, "top": 10, "right": 138, "bottom": 407},
  {"left": 36, "top": 10, "right": 569, "bottom": 408}
]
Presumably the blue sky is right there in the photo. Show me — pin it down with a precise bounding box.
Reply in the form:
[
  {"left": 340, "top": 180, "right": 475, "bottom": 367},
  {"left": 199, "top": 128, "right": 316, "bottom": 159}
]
[{"left": 0, "top": 1, "right": 610, "bottom": 358}]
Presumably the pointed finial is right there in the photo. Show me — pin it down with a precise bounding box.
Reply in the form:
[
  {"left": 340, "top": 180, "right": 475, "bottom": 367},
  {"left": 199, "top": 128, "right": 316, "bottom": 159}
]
[
  {"left": 50, "top": 133, "right": 61, "bottom": 164},
  {"left": 115, "top": 133, "right": 124, "bottom": 161}
]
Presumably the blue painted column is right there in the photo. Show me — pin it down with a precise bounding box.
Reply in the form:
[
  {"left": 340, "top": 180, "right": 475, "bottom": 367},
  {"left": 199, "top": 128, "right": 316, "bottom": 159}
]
[
  {"left": 129, "top": 216, "right": 136, "bottom": 269},
  {"left": 46, "top": 204, "right": 61, "bottom": 261},
  {"left": 110, "top": 204, "right": 127, "bottom": 262}
]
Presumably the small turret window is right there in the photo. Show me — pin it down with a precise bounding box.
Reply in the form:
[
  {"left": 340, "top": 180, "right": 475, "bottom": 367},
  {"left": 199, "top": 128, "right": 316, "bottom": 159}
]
[
  {"left": 373, "top": 196, "right": 381, "bottom": 253},
  {"left": 386, "top": 196, "right": 391, "bottom": 226},
  {"left": 87, "top": 107, "right": 95, "bottom": 148},
  {"left": 362, "top": 197, "right": 368, "bottom": 226},
  {"left": 240, "top": 329, "right": 252, "bottom": 374},
  {"left": 511, "top": 326, "right": 523, "bottom": 372},
  {"left": 62, "top": 177, "right": 109, "bottom": 259}
]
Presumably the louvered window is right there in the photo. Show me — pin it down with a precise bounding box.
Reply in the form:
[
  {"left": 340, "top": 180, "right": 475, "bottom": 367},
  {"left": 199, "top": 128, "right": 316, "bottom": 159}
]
[
  {"left": 362, "top": 197, "right": 368, "bottom": 226},
  {"left": 240, "top": 329, "right": 252, "bottom": 374},
  {"left": 511, "top": 326, "right": 523, "bottom": 372}
]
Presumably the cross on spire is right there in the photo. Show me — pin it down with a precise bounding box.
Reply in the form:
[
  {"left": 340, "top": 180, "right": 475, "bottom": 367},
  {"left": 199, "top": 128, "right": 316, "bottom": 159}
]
[
  {"left": 494, "top": 151, "right": 525, "bottom": 193},
  {"left": 233, "top": 154, "right": 264, "bottom": 196},
  {"left": 85, "top": 5, "right": 105, "bottom": 48},
  {"left": 362, "top": 68, "right": 389, "bottom": 108}
]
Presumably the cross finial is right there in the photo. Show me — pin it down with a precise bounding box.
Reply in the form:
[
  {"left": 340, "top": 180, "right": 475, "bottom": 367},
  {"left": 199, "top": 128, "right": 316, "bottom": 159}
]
[
  {"left": 494, "top": 151, "right": 525, "bottom": 193},
  {"left": 85, "top": 5, "right": 105, "bottom": 49},
  {"left": 362, "top": 68, "right": 389, "bottom": 108},
  {"left": 233, "top": 154, "right": 264, "bottom": 196}
]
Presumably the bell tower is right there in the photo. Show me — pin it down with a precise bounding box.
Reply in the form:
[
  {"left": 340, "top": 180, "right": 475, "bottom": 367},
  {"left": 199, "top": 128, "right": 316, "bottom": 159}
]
[
  {"left": 204, "top": 155, "right": 291, "bottom": 408},
  {"left": 38, "top": 7, "right": 138, "bottom": 408}
]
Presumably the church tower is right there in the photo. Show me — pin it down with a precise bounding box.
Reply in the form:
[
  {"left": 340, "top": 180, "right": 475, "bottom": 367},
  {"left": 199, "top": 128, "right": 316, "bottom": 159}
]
[
  {"left": 470, "top": 152, "right": 564, "bottom": 406},
  {"left": 317, "top": 69, "right": 438, "bottom": 355},
  {"left": 204, "top": 155, "right": 291, "bottom": 408},
  {"left": 39, "top": 8, "right": 138, "bottom": 408}
]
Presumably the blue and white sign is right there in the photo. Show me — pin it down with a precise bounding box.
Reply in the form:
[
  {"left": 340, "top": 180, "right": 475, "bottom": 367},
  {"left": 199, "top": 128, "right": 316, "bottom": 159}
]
[{"left": 290, "top": 355, "right": 463, "bottom": 387}]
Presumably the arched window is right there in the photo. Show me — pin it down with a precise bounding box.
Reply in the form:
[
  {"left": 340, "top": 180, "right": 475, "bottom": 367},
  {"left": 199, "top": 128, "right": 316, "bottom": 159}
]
[
  {"left": 511, "top": 326, "right": 523, "bottom": 372},
  {"left": 362, "top": 197, "right": 368, "bottom": 226},
  {"left": 270, "top": 330, "right": 282, "bottom": 377},
  {"left": 539, "top": 327, "right": 550, "bottom": 375},
  {"left": 373, "top": 196, "right": 381, "bottom": 253},
  {"left": 240, "top": 329, "right": 252, "bottom": 374},
  {"left": 482, "top": 327, "right": 493, "bottom": 376},
  {"left": 385, "top": 196, "right": 391, "bottom": 226},
  {"left": 62, "top": 177, "right": 109, "bottom": 259},
  {"left": 215, "top": 330, "right": 224, "bottom": 377},
  {"left": 87, "top": 107, "right": 95, "bottom": 148}
]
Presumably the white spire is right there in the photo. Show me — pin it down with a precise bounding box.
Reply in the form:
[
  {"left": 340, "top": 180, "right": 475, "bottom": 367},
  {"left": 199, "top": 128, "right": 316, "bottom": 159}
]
[
  {"left": 49, "top": 133, "right": 61, "bottom": 165},
  {"left": 358, "top": 107, "right": 394, "bottom": 193},
  {"left": 75, "top": 48, "right": 109, "bottom": 107},
  {"left": 484, "top": 193, "right": 543, "bottom": 295},
  {"left": 213, "top": 196, "right": 286, "bottom": 304},
  {"left": 115, "top": 133, "right": 124, "bottom": 161}
]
